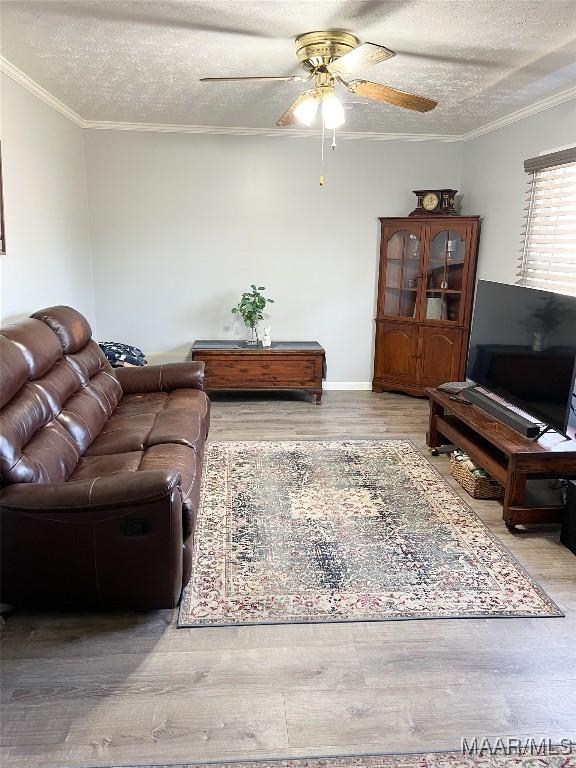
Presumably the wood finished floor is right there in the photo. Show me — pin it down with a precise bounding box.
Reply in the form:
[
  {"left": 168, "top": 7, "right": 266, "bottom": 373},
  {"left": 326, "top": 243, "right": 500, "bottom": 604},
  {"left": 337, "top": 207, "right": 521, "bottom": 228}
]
[{"left": 1, "top": 391, "right": 575, "bottom": 768}]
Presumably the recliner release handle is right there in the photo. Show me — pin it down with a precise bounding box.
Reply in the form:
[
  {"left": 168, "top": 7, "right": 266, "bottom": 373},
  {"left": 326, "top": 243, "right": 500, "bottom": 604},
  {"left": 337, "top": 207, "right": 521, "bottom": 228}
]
[{"left": 121, "top": 519, "right": 151, "bottom": 536}]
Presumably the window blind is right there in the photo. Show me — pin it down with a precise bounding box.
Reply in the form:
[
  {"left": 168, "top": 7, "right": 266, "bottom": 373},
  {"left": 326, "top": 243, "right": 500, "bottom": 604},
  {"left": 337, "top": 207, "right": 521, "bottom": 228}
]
[{"left": 518, "top": 147, "right": 576, "bottom": 296}]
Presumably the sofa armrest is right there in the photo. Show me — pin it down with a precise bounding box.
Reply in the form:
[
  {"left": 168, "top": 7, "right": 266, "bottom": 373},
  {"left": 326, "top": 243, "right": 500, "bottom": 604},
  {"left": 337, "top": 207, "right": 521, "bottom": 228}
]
[
  {"left": 0, "top": 470, "right": 186, "bottom": 610},
  {"left": 0, "top": 470, "right": 181, "bottom": 512},
  {"left": 115, "top": 362, "right": 205, "bottom": 394}
]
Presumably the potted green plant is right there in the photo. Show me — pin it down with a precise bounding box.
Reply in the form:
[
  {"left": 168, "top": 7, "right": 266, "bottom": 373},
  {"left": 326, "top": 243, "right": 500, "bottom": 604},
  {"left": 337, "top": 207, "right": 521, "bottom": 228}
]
[{"left": 231, "top": 285, "right": 274, "bottom": 345}]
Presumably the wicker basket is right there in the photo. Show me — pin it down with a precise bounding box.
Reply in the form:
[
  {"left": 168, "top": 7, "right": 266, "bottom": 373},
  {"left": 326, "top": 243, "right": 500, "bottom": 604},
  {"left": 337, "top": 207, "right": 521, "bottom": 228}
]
[{"left": 449, "top": 453, "right": 504, "bottom": 500}]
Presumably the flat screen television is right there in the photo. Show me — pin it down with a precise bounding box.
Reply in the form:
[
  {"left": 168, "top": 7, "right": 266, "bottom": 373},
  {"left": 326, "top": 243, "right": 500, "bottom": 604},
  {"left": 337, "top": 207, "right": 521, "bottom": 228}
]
[{"left": 466, "top": 281, "right": 576, "bottom": 437}]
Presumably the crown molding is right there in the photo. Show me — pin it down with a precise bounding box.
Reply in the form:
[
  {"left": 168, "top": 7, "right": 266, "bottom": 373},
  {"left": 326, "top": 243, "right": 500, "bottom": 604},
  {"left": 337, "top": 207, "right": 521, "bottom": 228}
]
[
  {"left": 1, "top": 54, "right": 574, "bottom": 142},
  {"left": 0, "top": 56, "right": 84, "bottom": 127},
  {"left": 76, "top": 84, "right": 576, "bottom": 141},
  {"left": 460, "top": 83, "right": 576, "bottom": 141},
  {"left": 82, "top": 120, "right": 461, "bottom": 142}
]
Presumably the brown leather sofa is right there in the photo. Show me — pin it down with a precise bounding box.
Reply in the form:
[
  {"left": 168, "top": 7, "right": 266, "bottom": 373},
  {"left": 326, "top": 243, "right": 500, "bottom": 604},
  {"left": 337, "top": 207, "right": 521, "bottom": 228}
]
[{"left": 0, "top": 306, "right": 209, "bottom": 610}]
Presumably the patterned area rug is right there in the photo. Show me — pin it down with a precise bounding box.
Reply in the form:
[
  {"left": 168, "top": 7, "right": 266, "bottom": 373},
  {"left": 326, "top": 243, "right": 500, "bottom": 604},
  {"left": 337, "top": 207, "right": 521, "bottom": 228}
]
[
  {"left": 83, "top": 749, "right": 576, "bottom": 768},
  {"left": 179, "top": 440, "right": 561, "bottom": 626}
]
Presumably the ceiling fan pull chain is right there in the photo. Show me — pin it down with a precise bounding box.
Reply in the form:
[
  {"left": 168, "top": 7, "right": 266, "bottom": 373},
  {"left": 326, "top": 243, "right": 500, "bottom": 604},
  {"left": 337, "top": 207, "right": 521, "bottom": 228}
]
[
  {"left": 320, "top": 120, "right": 325, "bottom": 187},
  {"left": 332, "top": 126, "right": 337, "bottom": 150}
]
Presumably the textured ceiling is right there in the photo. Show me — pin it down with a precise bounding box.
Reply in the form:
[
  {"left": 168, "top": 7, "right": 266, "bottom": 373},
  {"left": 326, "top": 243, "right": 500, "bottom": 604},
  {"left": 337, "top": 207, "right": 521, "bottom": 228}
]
[{"left": 1, "top": 0, "right": 576, "bottom": 134}]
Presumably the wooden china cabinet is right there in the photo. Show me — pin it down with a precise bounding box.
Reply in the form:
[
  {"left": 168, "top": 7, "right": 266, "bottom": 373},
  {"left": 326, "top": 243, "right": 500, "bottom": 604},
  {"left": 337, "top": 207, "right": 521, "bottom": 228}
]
[{"left": 373, "top": 216, "right": 481, "bottom": 396}]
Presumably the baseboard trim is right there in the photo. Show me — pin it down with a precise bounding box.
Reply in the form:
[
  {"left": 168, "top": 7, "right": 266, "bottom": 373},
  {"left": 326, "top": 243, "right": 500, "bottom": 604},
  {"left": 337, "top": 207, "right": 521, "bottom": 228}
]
[
  {"left": 145, "top": 352, "right": 189, "bottom": 364},
  {"left": 323, "top": 382, "right": 372, "bottom": 391}
]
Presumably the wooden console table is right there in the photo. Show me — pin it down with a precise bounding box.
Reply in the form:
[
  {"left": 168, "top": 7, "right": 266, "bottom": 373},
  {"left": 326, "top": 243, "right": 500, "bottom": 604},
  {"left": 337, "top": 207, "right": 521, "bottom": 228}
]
[
  {"left": 191, "top": 341, "right": 325, "bottom": 404},
  {"left": 426, "top": 387, "right": 576, "bottom": 528}
]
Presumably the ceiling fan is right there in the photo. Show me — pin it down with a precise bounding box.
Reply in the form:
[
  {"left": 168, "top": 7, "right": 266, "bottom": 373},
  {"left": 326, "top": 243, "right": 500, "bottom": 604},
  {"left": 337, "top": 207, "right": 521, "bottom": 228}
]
[{"left": 200, "top": 31, "right": 438, "bottom": 129}]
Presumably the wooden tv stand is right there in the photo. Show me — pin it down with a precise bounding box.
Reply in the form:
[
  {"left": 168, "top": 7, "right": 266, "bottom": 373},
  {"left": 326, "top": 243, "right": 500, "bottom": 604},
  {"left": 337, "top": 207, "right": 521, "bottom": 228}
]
[{"left": 426, "top": 387, "right": 576, "bottom": 528}]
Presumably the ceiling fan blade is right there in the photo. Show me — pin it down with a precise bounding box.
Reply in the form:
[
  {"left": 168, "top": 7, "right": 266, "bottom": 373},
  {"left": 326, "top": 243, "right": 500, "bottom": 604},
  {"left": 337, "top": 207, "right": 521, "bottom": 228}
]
[
  {"left": 327, "top": 42, "right": 395, "bottom": 76},
  {"left": 344, "top": 79, "right": 437, "bottom": 112},
  {"left": 276, "top": 90, "right": 316, "bottom": 127},
  {"left": 200, "top": 75, "right": 308, "bottom": 83}
]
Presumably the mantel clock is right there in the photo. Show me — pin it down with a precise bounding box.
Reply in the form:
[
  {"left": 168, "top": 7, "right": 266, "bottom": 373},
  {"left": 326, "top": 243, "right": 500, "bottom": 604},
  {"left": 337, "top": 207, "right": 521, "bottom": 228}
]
[{"left": 410, "top": 189, "right": 458, "bottom": 216}]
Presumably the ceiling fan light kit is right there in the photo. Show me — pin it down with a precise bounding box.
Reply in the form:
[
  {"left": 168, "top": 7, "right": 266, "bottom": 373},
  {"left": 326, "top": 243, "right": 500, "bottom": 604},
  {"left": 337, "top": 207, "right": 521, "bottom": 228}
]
[
  {"left": 293, "top": 91, "right": 319, "bottom": 126},
  {"left": 200, "top": 30, "right": 437, "bottom": 184},
  {"left": 321, "top": 91, "right": 346, "bottom": 129}
]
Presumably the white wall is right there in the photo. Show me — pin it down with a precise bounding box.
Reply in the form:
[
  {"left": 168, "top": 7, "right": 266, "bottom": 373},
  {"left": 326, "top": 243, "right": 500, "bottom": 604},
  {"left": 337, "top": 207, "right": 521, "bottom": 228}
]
[
  {"left": 2, "top": 70, "right": 572, "bottom": 382},
  {"left": 462, "top": 99, "right": 576, "bottom": 284},
  {"left": 0, "top": 75, "right": 95, "bottom": 326},
  {"left": 85, "top": 130, "right": 462, "bottom": 382}
]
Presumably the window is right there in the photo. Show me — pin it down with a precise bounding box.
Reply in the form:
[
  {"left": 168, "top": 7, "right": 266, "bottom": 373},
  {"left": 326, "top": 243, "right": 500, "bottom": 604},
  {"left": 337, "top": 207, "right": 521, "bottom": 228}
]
[{"left": 518, "top": 146, "right": 576, "bottom": 295}]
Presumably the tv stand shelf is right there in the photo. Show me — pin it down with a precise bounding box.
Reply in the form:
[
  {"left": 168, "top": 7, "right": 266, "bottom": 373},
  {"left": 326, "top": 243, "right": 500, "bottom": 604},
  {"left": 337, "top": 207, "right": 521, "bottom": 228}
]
[{"left": 426, "top": 387, "right": 576, "bottom": 528}]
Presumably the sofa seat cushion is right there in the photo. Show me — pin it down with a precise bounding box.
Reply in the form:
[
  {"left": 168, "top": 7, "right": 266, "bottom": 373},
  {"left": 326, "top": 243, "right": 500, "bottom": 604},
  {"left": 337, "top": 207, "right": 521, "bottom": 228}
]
[
  {"left": 70, "top": 451, "right": 143, "bottom": 481},
  {"left": 114, "top": 389, "right": 209, "bottom": 423},
  {"left": 165, "top": 389, "right": 210, "bottom": 422},
  {"left": 84, "top": 412, "right": 156, "bottom": 455},
  {"left": 85, "top": 407, "right": 205, "bottom": 457},
  {"left": 140, "top": 444, "right": 200, "bottom": 503},
  {"left": 69, "top": 444, "right": 200, "bottom": 509},
  {"left": 113, "top": 392, "right": 167, "bottom": 418}
]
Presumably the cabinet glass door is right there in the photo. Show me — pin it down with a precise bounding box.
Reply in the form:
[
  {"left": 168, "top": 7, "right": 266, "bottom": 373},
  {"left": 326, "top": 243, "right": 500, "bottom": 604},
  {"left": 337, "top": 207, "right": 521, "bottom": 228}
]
[
  {"left": 424, "top": 228, "right": 466, "bottom": 323},
  {"left": 381, "top": 229, "right": 422, "bottom": 319}
]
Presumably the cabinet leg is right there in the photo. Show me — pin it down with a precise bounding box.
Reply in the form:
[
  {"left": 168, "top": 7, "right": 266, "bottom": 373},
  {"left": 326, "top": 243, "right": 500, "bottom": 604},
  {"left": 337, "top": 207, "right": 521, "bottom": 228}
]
[
  {"left": 313, "top": 391, "right": 323, "bottom": 405},
  {"left": 503, "top": 472, "right": 526, "bottom": 528}
]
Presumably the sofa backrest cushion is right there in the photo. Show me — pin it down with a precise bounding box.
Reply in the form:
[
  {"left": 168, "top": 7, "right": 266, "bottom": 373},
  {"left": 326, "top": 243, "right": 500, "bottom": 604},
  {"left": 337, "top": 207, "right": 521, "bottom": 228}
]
[
  {"left": 0, "top": 335, "right": 29, "bottom": 409},
  {"left": 0, "top": 306, "right": 122, "bottom": 485},
  {"left": 2, "top": 318, "right": 63, "bottom": 379},
  {"left": 32, "top": 306, "right": 93, "bottom": 354}
]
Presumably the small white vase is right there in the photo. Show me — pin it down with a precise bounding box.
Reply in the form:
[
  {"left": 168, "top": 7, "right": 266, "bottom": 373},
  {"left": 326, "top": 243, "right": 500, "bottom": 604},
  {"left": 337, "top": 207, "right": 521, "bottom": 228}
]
[{"left": 262, "top": 327, "right": 272, "bottom": 347}]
